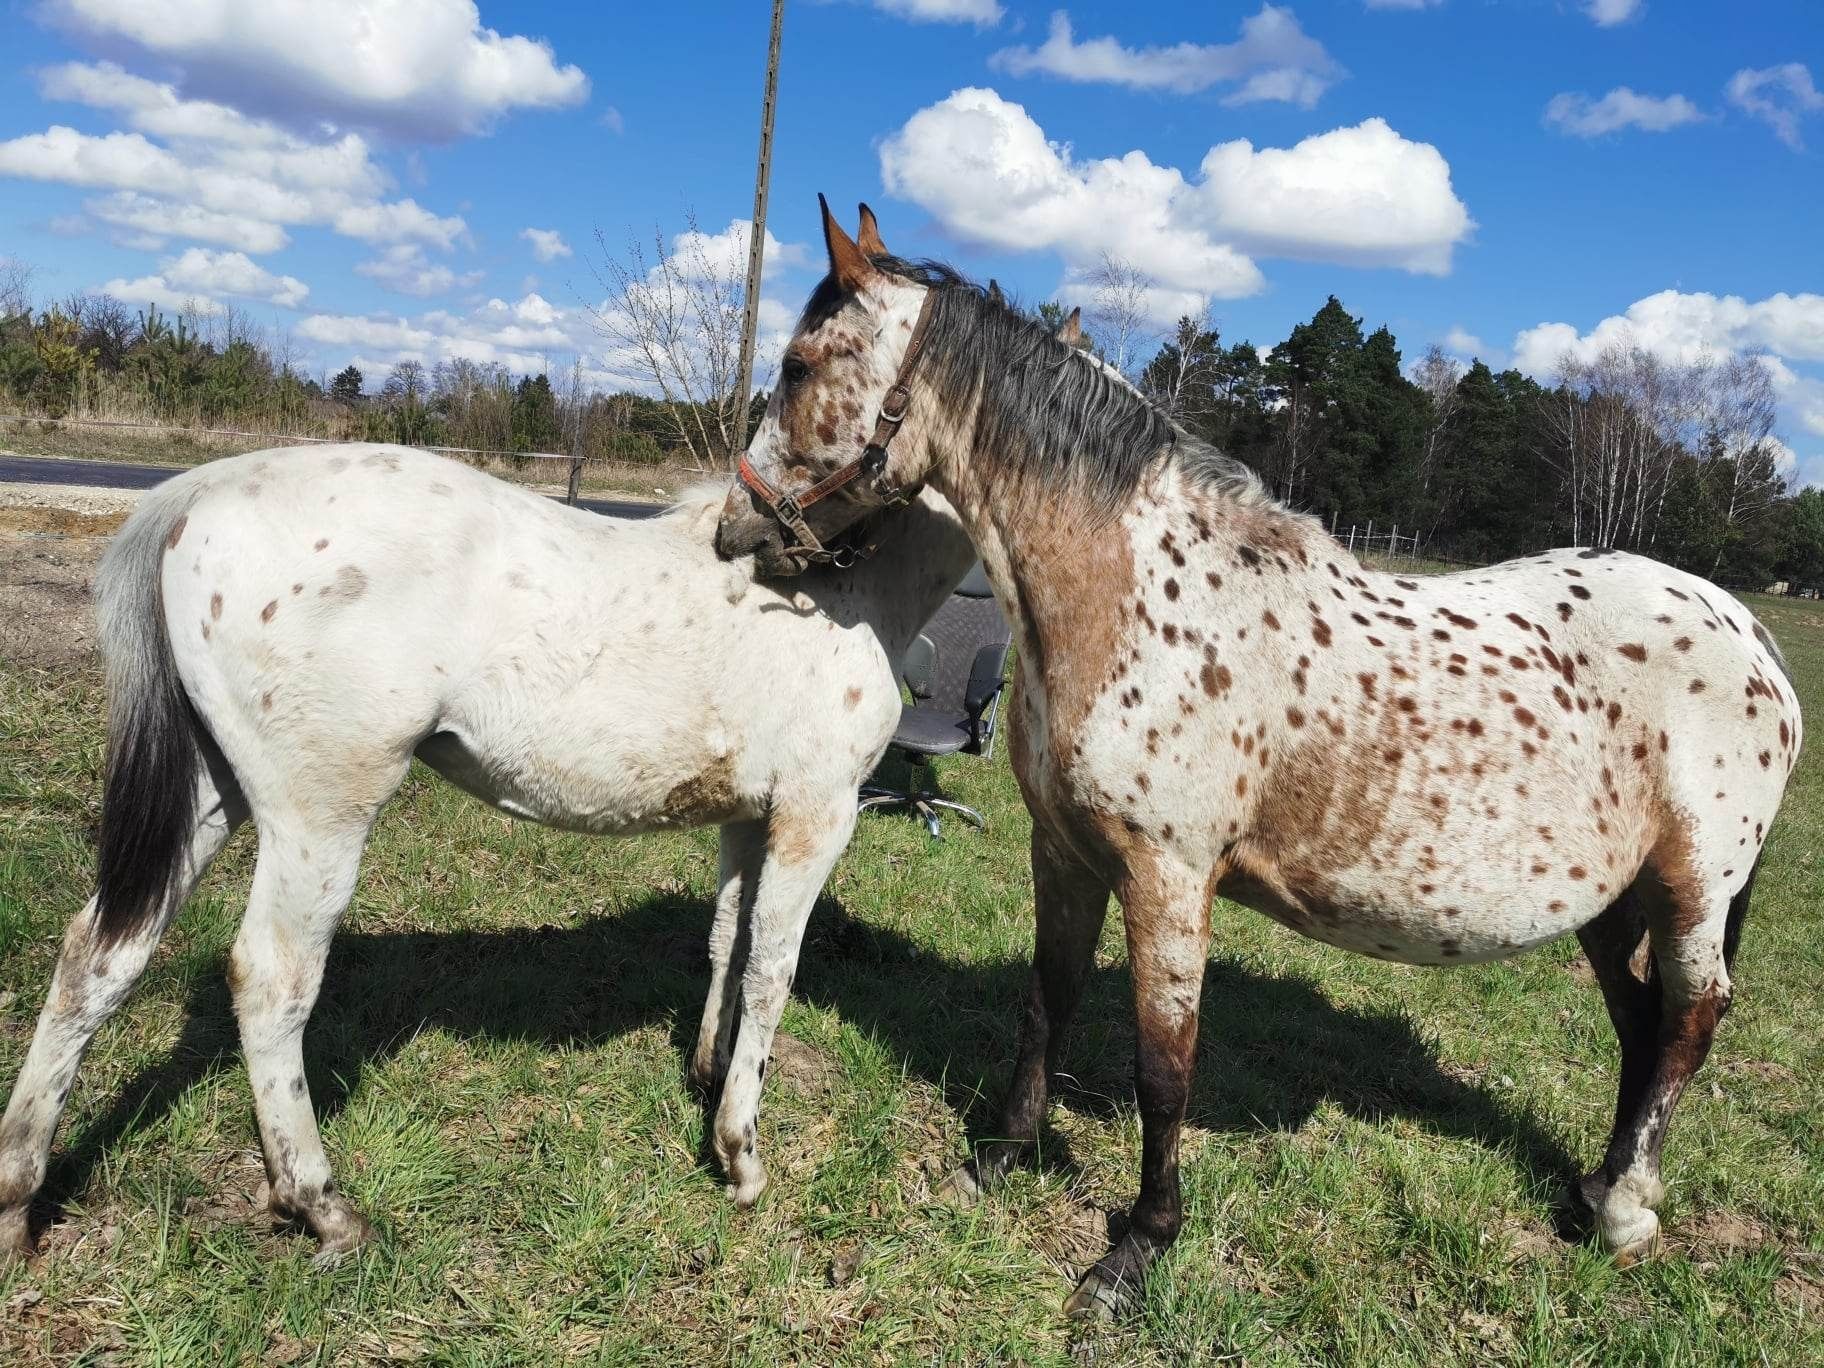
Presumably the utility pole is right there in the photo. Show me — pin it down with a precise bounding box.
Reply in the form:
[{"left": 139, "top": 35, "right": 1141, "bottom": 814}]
[{"left": 732, "top": 0, "right": 785, "bottom": 460}]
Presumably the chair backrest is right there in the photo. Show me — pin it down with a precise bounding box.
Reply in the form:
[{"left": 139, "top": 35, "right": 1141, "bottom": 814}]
[{"left": 901, "top": 564, "right": 1011, "bottom": 751}]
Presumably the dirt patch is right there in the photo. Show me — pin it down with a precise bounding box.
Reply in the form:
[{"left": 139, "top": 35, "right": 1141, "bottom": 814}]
[
  {"left": 1563, "top": 954, "right": 1597, "bottom": 986},
  {"left": 769, "top": 1032, "right": 839, "bottom": 1096},
  {"left": 0, "top": 484, "right": 137, "bottom": 672}
]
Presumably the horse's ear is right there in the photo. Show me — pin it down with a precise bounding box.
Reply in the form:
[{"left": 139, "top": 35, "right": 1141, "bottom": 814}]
[
  {"left": 820, "top": 193, "right": 872, "bottom": 292},
  {"left": 1057, "top": 307, "right": 1083, "bottom": 348},
  {"left": 856, "top": 202, "right": 886, "bottom": 259},
  {"left": 987, "top": 279, "right": 1004, "bottom": 305}
]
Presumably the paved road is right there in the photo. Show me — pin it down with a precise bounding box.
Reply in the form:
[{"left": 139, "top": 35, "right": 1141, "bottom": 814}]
[{"left": 0, "top": 452, "right": 661, "bottom": 520}]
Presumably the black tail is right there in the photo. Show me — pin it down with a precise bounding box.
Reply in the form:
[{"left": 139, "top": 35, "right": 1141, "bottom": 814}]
[{"left": 93, "top": 506, "right": 204, "bottom": 946}]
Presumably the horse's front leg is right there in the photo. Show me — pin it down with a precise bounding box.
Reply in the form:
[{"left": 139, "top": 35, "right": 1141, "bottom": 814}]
[
  {"left": 1065, "top": 851, "right": 1212, "bottom": 1322},
  {"left": 712, "top": 797, "right": 855, "bottom": 1208},
  {"left": 689, "top": 819, "right": 767, "bottom": 1097},
  {"left": 939, "top": 821, "right": 1109, "bottom": 1202}
]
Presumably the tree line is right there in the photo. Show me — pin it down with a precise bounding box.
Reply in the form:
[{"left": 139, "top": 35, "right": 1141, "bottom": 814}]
[
  {"left": 4, "top": 248, "right": 1817, "bottom": 588},
  {"left": 1115, "top": 293, "right": 1813, "bottom": 590}
]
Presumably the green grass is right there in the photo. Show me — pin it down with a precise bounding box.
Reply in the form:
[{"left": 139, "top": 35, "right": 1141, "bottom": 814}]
[{"left": 3, "top": 598, "right": 1824, "bottom": 1364}]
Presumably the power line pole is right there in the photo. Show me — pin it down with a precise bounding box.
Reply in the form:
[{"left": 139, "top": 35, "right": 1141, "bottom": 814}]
[{"left": 732, "top": 0, "right": 785, "bottom": 460}]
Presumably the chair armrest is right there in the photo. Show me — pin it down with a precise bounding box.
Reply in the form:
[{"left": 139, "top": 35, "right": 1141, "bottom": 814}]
[{"left": 964, "top": 642, "right": 1009, "bottom": 719}]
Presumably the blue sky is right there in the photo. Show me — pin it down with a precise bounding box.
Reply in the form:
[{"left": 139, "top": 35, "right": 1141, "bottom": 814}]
[{"left": 1, "top": 0, "right": 1820, "bottom": 472}]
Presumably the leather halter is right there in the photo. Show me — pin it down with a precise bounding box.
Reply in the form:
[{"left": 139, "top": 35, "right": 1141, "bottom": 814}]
[{"left": 736, "top": 289, "right": 935, "bottom": 567}]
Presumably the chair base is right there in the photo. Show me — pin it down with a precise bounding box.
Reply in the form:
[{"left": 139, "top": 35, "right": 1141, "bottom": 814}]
[{"left": 858, "top": 784, "right": 986, "bottom": 839}]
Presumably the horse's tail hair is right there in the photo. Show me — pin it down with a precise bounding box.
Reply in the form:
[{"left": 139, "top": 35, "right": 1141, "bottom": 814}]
[
  {"left": 93, "top": 484, "right": 206, "bottom": 947},
  {"left": 1752, "top": 616, "right": 1794, "bottom": 690}
]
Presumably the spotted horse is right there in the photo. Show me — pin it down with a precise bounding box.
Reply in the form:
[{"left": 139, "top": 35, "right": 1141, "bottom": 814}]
[
  {"left": 714, "top": 200, "right": 1804, "bottom": 1320},
  {"left": 0, "top": 442, "right": 980, "bottom": 1266}
]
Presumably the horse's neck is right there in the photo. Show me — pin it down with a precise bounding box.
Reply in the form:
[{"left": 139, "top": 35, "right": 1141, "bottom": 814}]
[{"left": 802, "top": 496, "right": 979, "bottom": 662}]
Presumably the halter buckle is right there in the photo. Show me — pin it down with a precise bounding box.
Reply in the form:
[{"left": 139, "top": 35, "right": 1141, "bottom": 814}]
[{"left": 878, "top": 383, "right": 911, "bottom": 423}]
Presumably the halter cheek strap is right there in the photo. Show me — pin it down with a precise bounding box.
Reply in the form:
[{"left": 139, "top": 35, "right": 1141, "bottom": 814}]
[{"left": 736, "top": 289, "right": 936, "bottom": 566}]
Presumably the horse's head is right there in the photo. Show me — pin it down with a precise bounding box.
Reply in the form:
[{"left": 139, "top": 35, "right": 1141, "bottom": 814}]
[{"left": 715, "top": 197, "right": 942, "bottom": 578}]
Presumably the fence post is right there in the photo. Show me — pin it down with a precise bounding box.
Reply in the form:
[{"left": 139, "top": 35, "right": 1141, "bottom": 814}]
[{"left": 1347, "top": 524, "right": 1356, "bottom": 553}]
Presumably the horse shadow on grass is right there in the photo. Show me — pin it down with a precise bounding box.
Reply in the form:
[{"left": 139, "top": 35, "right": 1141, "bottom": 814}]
[{"left": 40, "top": 884, "right": 1586, "bottom": 1230}]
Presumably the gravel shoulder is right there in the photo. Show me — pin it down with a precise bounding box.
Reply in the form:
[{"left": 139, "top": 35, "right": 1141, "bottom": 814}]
[{"left": 0, "top": 483, "right": 137, "bottom": 672}]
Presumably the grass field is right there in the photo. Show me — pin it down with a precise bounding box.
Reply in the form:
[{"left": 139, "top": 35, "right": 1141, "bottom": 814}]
[{"left": 2, "top": 595, "right": 1823, "bottom": 1364}]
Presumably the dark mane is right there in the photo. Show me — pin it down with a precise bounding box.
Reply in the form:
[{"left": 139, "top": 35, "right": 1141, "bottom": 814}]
[{"left": 824, "top": 255, "right": 1270, "bottom": 522}]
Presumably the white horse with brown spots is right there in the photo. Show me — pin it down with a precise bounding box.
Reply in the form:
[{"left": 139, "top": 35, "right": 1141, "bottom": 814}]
[
  {"left": 714, "top": 201, "right": 1803, "bottom": 1319},
  {"left": 0, "top": 442, "right": 977, "bottom": 1265}
]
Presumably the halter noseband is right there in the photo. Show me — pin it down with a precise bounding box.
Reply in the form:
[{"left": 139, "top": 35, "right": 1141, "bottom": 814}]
[{"left": 736, "top": 289, "right": 935, "bottom": 567}]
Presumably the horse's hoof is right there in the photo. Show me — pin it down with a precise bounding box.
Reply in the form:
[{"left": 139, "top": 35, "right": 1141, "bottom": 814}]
[
  {"left": 726, "top": 1169, "right": 767, "bottom": 1211},
  {"left": 308, "top": 1209, "right": 375, "bottom": 1269},
  {"left": 0, "top": 1205, "right": 32, "bottom": 1269},
  {"left": 932, "top": 1163, "right": 982, "bottom": 1208},
  {"left": 1063, "top": 1268, "right": 1128, "bottom": 1323},
  {"left": 1603, "top": 1209, "right": 1661, "bottom": 1267}
]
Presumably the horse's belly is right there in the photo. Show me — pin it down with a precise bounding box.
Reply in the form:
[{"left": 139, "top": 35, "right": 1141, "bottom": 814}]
[
  {"left": 415, "top": 726, "right": 754, "bottom": 834},
  {"left": 1221, "top": 857, "right": 1604, "bottom": 967}
]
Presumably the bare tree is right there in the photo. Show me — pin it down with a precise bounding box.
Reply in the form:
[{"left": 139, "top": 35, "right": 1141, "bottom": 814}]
[
  {"left": 1139, "top": 306, "right": 1222, "bottom": 426},
  {"left": 1411, "top": 344, "right": 1463, "bottom": 498},
  {"left": 1083, "top": 251, "right": 1156, "bottom": 378},
  {"left": 0, "top": 257, "right": 33, "bottom": 320},
  {"left": 587, "top": 211, "right": 751, "bottom": 469}
]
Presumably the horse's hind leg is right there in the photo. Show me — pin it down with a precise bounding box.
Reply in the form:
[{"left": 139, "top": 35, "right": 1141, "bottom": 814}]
[
  {"left": 1576, "top": 863, "right": 1747, "bottom": 1259},
  {"left": 0, "top": 768, "right": 245, "bottom": 1263},
  {"left": 228, "top": 810, "right": 385, "bottom": 1264},
  {"left": 689, "top": 819, "right": 766, "bottom": 1097},
  {"left": 712, "top": 797, "right": 854, "bottom": 1208}
]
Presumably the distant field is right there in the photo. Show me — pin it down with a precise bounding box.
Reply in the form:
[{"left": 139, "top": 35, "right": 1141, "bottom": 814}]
[
  {"left": 0, "top": 417, "right": 694, "bottom": 504},
  {"left": 1, "top": 592, "right": 1821, "bottom": 1363}
]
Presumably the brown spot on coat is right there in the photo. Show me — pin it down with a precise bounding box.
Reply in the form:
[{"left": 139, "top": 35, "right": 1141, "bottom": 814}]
[
  {"left": 165, "top": 514, "right": 187, "bottom": 550},
  {"left": 261, "top": 599, "right": 278, "bottom": 624},
  {"left": 1618, "top": 643, "right": 1648, "bottom": 662}
]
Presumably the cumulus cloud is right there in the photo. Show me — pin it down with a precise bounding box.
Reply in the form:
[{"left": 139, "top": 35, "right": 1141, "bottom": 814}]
[
  {"left": 355, "top": 244, "right": 484, "bottom": 298},
  {"left": 6, "top": 68, "right": 470, "bottom": 252},
  {"left": 296, "top": 218, "right": 803, "bottom": 393},
  {"left": 103, "top": 247, "right": 309, "bottom": 311},
  {"left": 872, "top": 0, "right": 1002, "bottom": 25},
  {"left": 1727, "top": 63, "right": 1824, "bottom": 151},
  {"left": 1511, "top": 290, "right": 1824, "bottom": 476},
  {"left": 40, "top": 0, "right": 588, "bottom": 141},
  {"left": 989, "top": 7, "right": 1342, "bottom": 106},
  {"left": 1544, "top": 87, "right": 1704, "bottom": 137},
  {"left": 85, "top": 191, "right": 290, "bottom": 254},
  {"left": 669, "top": 219, "right": 810, "bottom": 279},
  {"left": 521, "top": 227, "right": 573, "bottom": 262},
  {"left": 1585, "top": 0, "right": 1641, "bottom": 25},
  {"left": 879, "top": 88, "right": 1471, "bottom": 321},
  {"left": 1511, "top": 291, "right": 1824, "bottom": 375},
  {"left": 1443, "top": 326, "right": 1486, "bottom": 358}
]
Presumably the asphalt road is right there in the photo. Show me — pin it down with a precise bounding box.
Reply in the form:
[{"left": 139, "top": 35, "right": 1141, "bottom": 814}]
[{"left": 0, "top": 452, "right": 661, "bottom": 520}]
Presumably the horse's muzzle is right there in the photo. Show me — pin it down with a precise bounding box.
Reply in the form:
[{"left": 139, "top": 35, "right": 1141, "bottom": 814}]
[{"left": 714, "top": 495, "right": 803, "bottom": 579}]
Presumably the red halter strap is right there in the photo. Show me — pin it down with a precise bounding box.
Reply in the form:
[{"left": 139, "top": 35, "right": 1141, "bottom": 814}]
[{"left": 735, "top": 288, "right": 935, "bottom": 566}]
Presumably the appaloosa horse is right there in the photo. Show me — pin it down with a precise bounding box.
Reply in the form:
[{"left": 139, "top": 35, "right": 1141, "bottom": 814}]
[
  {"left": 715, "top": 201, "right": 1802, "bottom": 1318},
  {"left": 0, "top": 442, "right": 977, "bottom": 1265}
]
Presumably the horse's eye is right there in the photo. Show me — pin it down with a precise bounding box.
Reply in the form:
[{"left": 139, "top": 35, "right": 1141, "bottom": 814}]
[{"left": 782, "top": 356, "right": 810, "bottom": 386}]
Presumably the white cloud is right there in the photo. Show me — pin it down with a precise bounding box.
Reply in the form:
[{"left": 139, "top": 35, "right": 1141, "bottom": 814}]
[
  {"left": 41, "top": 0, "right": 588, "bottom": 140},
  {"left": 1365, "top": 0, "right": 1444, "bottom": 8},
  {"left": 1511, "top": 290, "right": 1824, "bottom": 479},
  {"left": 86, "top": 191, "right": 290, "bottom": 253},
  {"left": 669, "top": 219, "right": 810, "bottom": 280},
  {"left": 1585, "top": 0, "right": 1641, "bottom": 25},
  {"left": 103, "top": 247, "right": 309, "bottom": 310},
  {"left": 872, "top": 0, "right": 1002, "bottom": 25},
  {"left": 521, "top": 227, "right": 573, "bottom": 263},
  {"left": 880, "top": 89, "right": 1472, "bottom": 322},
  {"left": 1443, "top": 326, "right": 1485, "bottom": 358},
  {"left": 1727, "top": 63, "right": 1824, "bottom": 151},
  {"left": 1511, "top": 291, "right": 1824, "bottom": 375},
  {"left": 1543, "top": 87, "right": 1704, "bottom": 137},
  {"left": 600, "top": 105, "right": 624, "bottom": 135},
  {"left": 989, "top": 7, "right": 1342, "bottom": 107},
  {"left": 355, "top": 244, "right": 484, "bottom": 298},
  {"left": 95, "top": 274, "right": 223, "bottom": 317},
  {"left": 6, "top": 74, "right": 470, "bottom": 252},
  {"left": 294, "top": 219, "right": 800, "bottom": 394}
]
